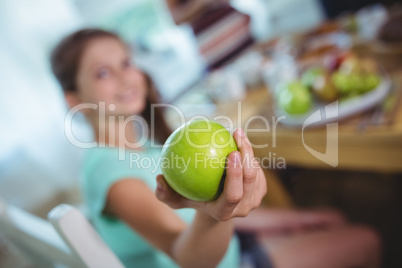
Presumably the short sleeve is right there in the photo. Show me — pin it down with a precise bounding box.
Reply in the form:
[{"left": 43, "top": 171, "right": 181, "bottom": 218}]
[{"left": 81, "top": 149, "right": 148, "bottom": 218}]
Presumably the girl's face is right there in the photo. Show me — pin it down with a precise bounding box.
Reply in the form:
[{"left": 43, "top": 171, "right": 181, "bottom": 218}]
[{"left": 75, "top": 37, "right": 147, "bottom": 117}]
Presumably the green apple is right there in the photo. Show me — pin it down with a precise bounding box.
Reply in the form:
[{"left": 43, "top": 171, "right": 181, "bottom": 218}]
[
  {"left": 332, "top": 72, "right": 380, "bottom": 94},
  {"left": 278, "top": 81, "right": 312, "bottom": 114},
  {"left": 362, "top": 74, "right": 381, "bottom": 92},
  {"left": 331, "top": 72, "right": 361, "bottom": 93},
  {"left": 348, "top": 74, "right": 366, "bottom": 93},
  {"left": 301, "top": 67, "right": 326, "bottom": 88},
  {"left": 332, "top": 72, "right": 350, "bottom": 93},
  {"left": 338, "top": 55, "right": 362, "bottom": 75},
  {"left": 160, "top": 120, "right": 238, "bottom": 201}
]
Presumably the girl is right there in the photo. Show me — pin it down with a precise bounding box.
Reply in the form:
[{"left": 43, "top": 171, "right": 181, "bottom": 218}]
[
  {"left": 52, "top": 28, "right": 266, "bottom": 268},
  {"left": 51, "top": 29, "right": 380, "bottom": 268}
]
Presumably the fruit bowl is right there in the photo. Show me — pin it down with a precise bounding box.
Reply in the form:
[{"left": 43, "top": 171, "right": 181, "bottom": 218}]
[
  {"left": 273, "top": 71, "right": 392, "bottom": 127},
  {"left": 269, "top": 51, "right": 393, "bottom": 127}
]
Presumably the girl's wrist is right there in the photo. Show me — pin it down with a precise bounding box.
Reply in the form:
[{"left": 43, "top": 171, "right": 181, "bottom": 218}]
[{"left": 195, "top": 210, "right": 234, "bottom": 228}]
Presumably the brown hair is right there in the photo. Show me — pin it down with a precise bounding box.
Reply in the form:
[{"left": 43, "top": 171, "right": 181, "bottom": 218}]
[{"left": 51, "top": 28, "right": 171, "bottom": 144}]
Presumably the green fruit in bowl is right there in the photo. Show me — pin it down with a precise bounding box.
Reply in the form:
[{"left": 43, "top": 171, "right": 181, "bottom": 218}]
[
  {"left": 332, "top": 72, "right": 380, "bottom": 94},
  {"left": 311, "top": 74, "right": 338, "bottom": 102},
  {"left": 278, "top": 81, "right": 312, "bottom": 114},
  {"left": 362, "top": 74, "right": 381, "bottom": 92},
  {"left": 331, "top": 72, "right": 352, "bottom": 94},
  {"left": 302, "top": 67, "right": 338, "bottom": 102},
  {"left": 301, "top": 67, "right": 326, "bottom": 88},
  {"left": 348, "top": 74, "right": 366, "bottom": 93},
  {"left": 161, "top": 120, "right": 237, "bottom": 201},
  {"left": 338, "top": 55, "right": 362, "bottom": 75}
]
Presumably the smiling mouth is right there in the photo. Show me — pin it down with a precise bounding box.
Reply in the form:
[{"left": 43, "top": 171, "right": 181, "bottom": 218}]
[{"left": 117, "top": 90, "right": 138, "bottom": 102}]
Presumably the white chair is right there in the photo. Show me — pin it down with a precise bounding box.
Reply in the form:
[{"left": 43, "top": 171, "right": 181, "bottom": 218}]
[{"left": 0, "top": 200, "right": 124, "bottom": 268}]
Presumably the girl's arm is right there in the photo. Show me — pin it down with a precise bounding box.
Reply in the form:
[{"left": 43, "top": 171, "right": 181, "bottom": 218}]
[
  {"left": 106, "top": 179, "right": 233, "bottom": 268},
  {"left": 105, "top": 129, "right": 267, "bottom": 268}
]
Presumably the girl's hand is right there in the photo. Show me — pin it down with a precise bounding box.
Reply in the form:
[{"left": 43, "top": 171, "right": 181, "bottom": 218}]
[{"left": 156, "top": 128, "right": 267, "bottom": 221}]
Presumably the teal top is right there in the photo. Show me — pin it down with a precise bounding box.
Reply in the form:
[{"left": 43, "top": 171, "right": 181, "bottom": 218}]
[{"left": 80, "top": 141, "right": 240, "bottom": 268}]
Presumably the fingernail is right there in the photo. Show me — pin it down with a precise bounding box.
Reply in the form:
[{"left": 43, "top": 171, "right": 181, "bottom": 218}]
[
  {"left": 235, "top": 128, "right": 244, "bottom": 138},
  {"left": 234, "top": 152, "right": 241, "bottom": 164}
]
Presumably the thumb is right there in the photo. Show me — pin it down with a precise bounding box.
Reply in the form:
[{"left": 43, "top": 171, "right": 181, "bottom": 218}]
[{"left": 155, "top": 175, "right": 189, "bottom": 209}]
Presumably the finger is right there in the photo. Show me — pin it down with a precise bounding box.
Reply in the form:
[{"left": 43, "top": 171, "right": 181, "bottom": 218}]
[
  {"left": 234, "top": 128, "right": 258, "bottom": 184},
  {"left": 155, "top": 175, "right": 193, "bottom": 209},
  {"left": 155, "top": 175, "right": 205, "bottom": 210},
  {"left": 231, "top": 167, "right": 267, "bottom": 218},
  {"left": 155, "top": 175, "right": 180, "bottom": 207},
  {"left": 256, "top": 168, "right": 268, "bottom": 203},
  {"left": 247, "top": 168, "right": 267, "bottom": 210},
  {"left": 228, "top": 129, "right": 259, "bottom": 218},
  {"left": 233, "top": 129, "right": 258, "bottom": 210},
  {"left": 211, "top": 151, "right": 243, "bottom": 221},
  {"left": 221, "top": 151, "right": 243, "bottom": 206}
]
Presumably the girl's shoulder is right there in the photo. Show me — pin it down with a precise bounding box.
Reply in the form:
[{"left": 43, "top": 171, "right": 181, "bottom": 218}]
[
  {"left": 80, "top": 143, "right": 164, "bottom": 214},
  {"left": 82, "top": 145, "right": 144, "bottom": 175},
  {"left": 81, "top": 144, "right": 162, "bottom": 189}
]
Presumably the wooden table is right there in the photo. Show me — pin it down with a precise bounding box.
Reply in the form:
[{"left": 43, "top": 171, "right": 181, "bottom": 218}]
[
  {"left": 168, "top": 45, "right": 402, "bottom": 173},
  {"left": 214, "top": 46, "right": 402, "bottom": 173},
  {"left": 216, "top": 84, "right": 402, "bottom": 173}
]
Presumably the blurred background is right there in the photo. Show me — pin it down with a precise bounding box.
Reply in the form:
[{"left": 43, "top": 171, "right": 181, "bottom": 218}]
[{"left": 1, "top": 0, "right": 402, "bottom": 267}]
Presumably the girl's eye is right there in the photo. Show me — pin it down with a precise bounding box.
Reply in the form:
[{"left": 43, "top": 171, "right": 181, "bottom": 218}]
[
  {"left": 122, "top": 59, "right": 131, "bottom": 69},
  {"left": 96, "top": 68, "right": 110, "bottom": 79}
]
